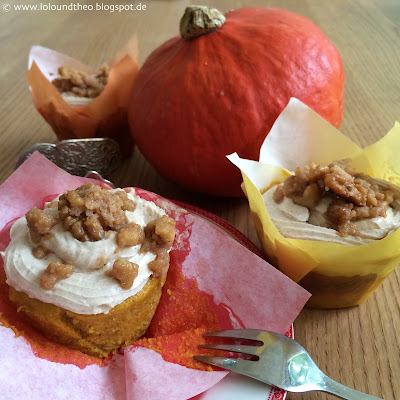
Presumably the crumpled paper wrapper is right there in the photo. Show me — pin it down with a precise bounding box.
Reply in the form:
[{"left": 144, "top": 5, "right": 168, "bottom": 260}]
[
  {"left": 0, "top": 152, "right": 310, "bottom": 400},
  {"left": 26, "top": 37, "right": 138, "bottom": 157},
  {"left": 228, "top": 98, "right": 400, "bottom": 309}
]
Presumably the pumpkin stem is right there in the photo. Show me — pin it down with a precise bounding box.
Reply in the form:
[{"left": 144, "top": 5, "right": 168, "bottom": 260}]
[{"left": 180, "top": 5, "right": 225, "bottom": 40}]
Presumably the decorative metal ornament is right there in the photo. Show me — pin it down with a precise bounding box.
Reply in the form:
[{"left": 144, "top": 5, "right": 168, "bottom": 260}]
[{"left": 15, "top": 138, "right": 121, "bottom": 182}]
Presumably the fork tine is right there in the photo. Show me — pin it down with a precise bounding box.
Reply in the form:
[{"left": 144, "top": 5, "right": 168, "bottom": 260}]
[
  {"left": 193, "top": 356, "right": 255, "bottom": 372},
  {"left": 198, "top": 343, "right": 260, "bottom": 356},
  {"left": 203, "top": 329, "right": 263, "bottom": 342}
]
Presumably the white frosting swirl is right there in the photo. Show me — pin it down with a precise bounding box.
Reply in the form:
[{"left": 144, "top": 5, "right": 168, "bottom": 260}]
[
  {"left": 263, "top": 186, "right": 400, "bottom": 245},
  {"left": 2, "top": 189, "right": 168, "bottom": 315}
]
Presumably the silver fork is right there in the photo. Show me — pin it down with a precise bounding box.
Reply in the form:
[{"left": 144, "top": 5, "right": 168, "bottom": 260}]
[{"left": 194, "top": 329, "right": 383, "bottom": 400}]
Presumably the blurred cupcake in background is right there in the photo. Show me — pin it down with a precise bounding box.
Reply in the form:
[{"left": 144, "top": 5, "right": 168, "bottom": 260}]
[{"left": 27, "top": 36, "right": 138, "bottom": 157}]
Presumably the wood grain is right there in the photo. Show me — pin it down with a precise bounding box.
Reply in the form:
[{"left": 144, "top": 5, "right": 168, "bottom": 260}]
[{"left": 0, "top": 1, "right": 399, "bottom": 399}]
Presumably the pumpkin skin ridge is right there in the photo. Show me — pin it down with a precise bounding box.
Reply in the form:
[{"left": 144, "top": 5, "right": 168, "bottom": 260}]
[{"left": 129, "top": 7, "right": 344, "bottom": 196}]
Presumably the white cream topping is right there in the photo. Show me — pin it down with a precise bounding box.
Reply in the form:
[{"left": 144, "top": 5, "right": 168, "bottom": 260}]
[
  {"left": 2, "top": 190, "right": 168, "bottom": 315},
  {"left": 263, "top": 186, "right": 400, "bottom": 245},
  {"left": 61, "top": 93, "right": 93, "bottom": 107}
]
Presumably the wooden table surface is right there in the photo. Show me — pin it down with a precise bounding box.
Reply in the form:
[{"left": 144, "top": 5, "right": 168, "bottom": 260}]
[{"left": 1, "top": 1, "right": 399, "bottom": 399}]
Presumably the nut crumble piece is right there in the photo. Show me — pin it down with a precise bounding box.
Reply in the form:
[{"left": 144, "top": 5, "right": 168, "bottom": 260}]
[
  {"left": 26, "top": 208, "right": 58, "bottom": 257},
  {"left": 144, "top": 215, "right": 176, "bottom": 248},
  {"left": 111, "top": 258, "right": 139, "bottom": 289},
  {"left": 117, "top": 223, "right": 145, "bottom": 247},
  {"left": 26, "top": 208, "right": 58, "bottom": 243},
  {"left": 142, "top": 216, "right": 176, "bottom": 278},
  {"left": 148, "top": 249, "right": 170, "bottom": 278},
  {"left": 40, "top": 261, "right": 74, "bottom": 290}
]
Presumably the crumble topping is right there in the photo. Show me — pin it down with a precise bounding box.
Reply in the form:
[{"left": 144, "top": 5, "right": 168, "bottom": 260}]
[
  {"left": 142, "top": 215, "right": 176, "bottom": 278},
  {"left": 110, "top": 258, "right": 139, "bottom": 290},
  {"left": 24, "top": 184, "right": 176, "bottom": 290},
  {"left": 273, "top": 159, "right": 397, "bottom": 236},
  {"left": 40, "top": 261, "right": 74, "bottom": 290},
  {"left": 25, "top": 208, "right": 58, "bottom": 244},
  {"left": 58, "top": 182, "right": 135, "bottom": 242},
  {"left": 117, "top": 222, "right": 145, "bottom": 247},
  {"left": 144, "top": 215, "right": 176, "bottom": 249},
  {"left": 148, "top": 250, "right": 170, "bottom": 278},
  {"left": 52, "top": 65, "right": 109, "bottom": 98}
]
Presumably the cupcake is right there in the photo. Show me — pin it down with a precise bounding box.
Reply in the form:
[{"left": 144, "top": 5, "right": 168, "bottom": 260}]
[
  {"left": 229, "top": 98, "right": 400, "bottom": 308},
  {"left": 2, "top": 182, "right": 176, "bottom": 357},
  {"left": 26, "top": 39, "right": 138, "bottom": 156},
  {"left": 263, "top": 159, "right": 400, "bottom": 307}
]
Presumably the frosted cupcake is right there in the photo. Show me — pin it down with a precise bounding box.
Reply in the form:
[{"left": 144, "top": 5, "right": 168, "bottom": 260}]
[
  {"left": 229, "top": 98, "right": 400, "bottom": 308},
  {"left": 262, "top": 159, "right": 400, "bottom": 307},
  {"left": 2, "top": 183, "right": 176, "bottom": 357}
]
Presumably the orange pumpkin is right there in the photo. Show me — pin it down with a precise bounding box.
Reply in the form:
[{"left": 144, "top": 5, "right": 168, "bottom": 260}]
[{"left": 129, "top": 6, "right": 344, "bottom": 196}]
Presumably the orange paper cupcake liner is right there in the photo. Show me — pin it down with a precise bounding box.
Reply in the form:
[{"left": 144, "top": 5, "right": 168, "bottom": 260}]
[{"left": 26, "top": 37, "right": 139, "bottom": 157}]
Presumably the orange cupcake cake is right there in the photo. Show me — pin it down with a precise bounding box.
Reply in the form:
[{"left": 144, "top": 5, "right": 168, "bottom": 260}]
[{"left": 2, "top": 183, "right": 176, "bottom": 357}]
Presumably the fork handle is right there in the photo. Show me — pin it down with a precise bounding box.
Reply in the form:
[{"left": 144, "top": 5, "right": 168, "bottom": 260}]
[{"left": 322, "top": 376, "right": 384, "bottom": 400}]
